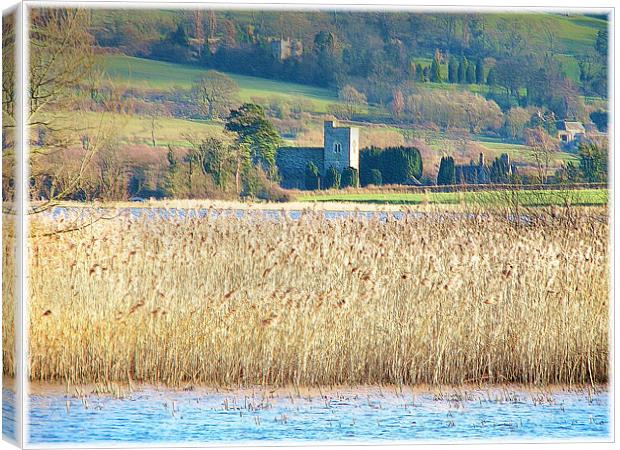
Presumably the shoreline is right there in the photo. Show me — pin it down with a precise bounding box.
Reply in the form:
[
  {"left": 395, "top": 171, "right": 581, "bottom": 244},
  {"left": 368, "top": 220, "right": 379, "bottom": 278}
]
[
  {"left": 21, "top": 378, "right": 608, "bottom": 398},
  {"left": 38, "top": 198, "right": 608, "bottom": 214}
]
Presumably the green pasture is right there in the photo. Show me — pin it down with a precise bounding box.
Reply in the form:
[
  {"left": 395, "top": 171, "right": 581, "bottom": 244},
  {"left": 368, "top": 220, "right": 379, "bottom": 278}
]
[
  {"left": 101, "top": 55, "right": 338, "bottom": 113},
  {"left": 297, "top": 188, "right": 608, "bottom": 207}
]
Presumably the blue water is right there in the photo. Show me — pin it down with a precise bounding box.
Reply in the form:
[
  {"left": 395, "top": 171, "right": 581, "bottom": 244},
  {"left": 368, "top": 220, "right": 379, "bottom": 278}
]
[
  {"left": 46, "top": 206, "right": 499, "bottom": 225},
  {"left": 2, "top": 388, "right": 16, "bottom": 442},
  {"left": 21, "top": 386, "right": 610, "bottom": 445}
]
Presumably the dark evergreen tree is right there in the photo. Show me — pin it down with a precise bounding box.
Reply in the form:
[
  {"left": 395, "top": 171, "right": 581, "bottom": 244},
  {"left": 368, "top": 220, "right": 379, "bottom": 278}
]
[
  {"left": 325, "top": 166, "right": 341, "bottom": 189},
  {"left": 466, "top": 62, "right": 476, "bottom": 84},
  {"left": 341, "top": 166, "right": 360, "bottom": 188},
  {"left": 225, "top": 103, "right": 282, "bottom": 178},
  {"left": 489, "top": 154, "right": 511, "bottom": 183},
  {"left": 430, "top": 54, "right": 442, "bottom": 83},
  {"left": 359, "top": 146, "right": 382, "bottom": 186},
  {"left": 590, "top": 110, "right": 608, "bottom": 132},
  {"left": 457, "top": 56, "right": 468, "bottom": 83},
  {"left": 475, "top": 58, "right": 484, "bottom": 84},
  {"left": 304, "top": 161, "right": 320, "bottom": 190},
  {"left": 578, "top": 142, "right": 607, "bottom": 183},
  {"left": 448, "top": 57, "right": 458, "bottom": 83},
  {"left": 415, "top": 63, "right": 425, "bottom": 82},
  {"left": 379, "top": 146, "right": 423, "bottom": 184},
  {"left": 422, "top": 66, "right": 430, "bottom": 82},
  {"left": 486, "top": 67, "right": 497, "bottom": 86},
  {"left": 369, "top": 169, "right": 382, "bottom": 186},
  {"left": 436, "top": 156, "right": 456, "bottom": 185}
]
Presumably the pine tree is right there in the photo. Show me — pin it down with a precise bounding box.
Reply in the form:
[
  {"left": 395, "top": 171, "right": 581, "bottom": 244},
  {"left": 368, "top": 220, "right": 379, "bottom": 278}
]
[
  {"left": 457, "top": 56, "right": 467, "bottom": 83},
  {"left": 325, "top": 166, "right": 341, "bottom": 189},
  {"left": 486, "top": 67, "right": 496, "bottom": 86},
  {"left": 475, "top": 58, "right": 484, "bottom": 84},
  {"left": 305, "top": 161, "right": 320, "bottom": 190},
  {"left": 437, "top": 156, "right": 456, "bottom": 185},
  {"left": 416, "top": 63, "right": 425, "bottom": 82},
  {"left": 448, "top": 57, "right": 458, "bottom": 83},
  {"left": 466, "top": 62, "right": 476, "bottom": 84},
  {"left": 369, "top": 169, "right": 382, "bottom": 186},
  {"left": 430, "top": 54, "right": 442, "bottom": 83},
  {"left": 162, "top": 146, "right": 180, "bottom": 197},
  {"left": 341, "top": 167, "right": 359, "bottom": 188}
]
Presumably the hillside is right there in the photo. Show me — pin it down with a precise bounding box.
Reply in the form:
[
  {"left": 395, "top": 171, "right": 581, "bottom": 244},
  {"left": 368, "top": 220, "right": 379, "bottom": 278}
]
[{"left": 102, "top": 55, "right": 338, "bottom": 113}]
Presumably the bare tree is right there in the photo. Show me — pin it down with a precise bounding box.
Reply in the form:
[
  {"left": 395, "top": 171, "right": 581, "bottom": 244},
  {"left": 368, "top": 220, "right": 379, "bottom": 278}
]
[
  {"left": 2, "top": 9, "right": 123, "bottom": 211},
  {"left": 338, "top": 85, "right": 367, "bottom": 120},
  {"left": 524, "top": 127, "right": 559, "bottom": 184},
  {"left": 191, "top": 71, "right": 239, "bottom": 120}
]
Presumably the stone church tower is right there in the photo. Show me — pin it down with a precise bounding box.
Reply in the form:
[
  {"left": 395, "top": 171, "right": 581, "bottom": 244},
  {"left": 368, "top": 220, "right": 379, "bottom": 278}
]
[
  {"left": 275, "top": 120, "right": 360, "bottom": 189},
  {"left": 322, "top": 121, "right": 359, "bottom": 174}
]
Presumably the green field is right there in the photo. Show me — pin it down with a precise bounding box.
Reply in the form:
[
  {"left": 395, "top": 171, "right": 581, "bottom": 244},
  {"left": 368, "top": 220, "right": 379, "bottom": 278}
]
[
  {"left": 297, "top": 189, "right": 608, "bottom": 207},
  {"left": 102, "top": 55, "right": 338, "bottom": 113}
]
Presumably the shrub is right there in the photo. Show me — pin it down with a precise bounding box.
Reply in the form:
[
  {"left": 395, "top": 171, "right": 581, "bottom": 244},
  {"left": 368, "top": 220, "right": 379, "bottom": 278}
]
[
  {"left": 369, "top": 169, "right": 382, "bottom": 186},
  {"left": 304, "top": 161, "right": 320, "bottom": 190},
  {"left": 437, "top": 156, "right": 456, "bottom": 185},
  {"left": 341, "top": 167, "right": 359, "bottom": 188},
  {"left": 325, "top": 166, "right": 341, "bottom": 189},
  {"left": 360, "top": 146, "right": 422, "bottom": 186}
]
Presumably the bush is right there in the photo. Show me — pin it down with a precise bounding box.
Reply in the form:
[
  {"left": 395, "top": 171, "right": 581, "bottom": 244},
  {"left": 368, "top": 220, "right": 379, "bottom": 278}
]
[
  {"left": 437, "top": 156, "right": 456, "bottom": 185},
  {"left": 261, "top": 184, "right": 294, "bottom": 202},
  {"left": 380, "top": 146, "right": 423, "bottom": 184},
  {"left": 341, "top": 167, "right": 359, "bottom": 188},
  {"left": 369, "top": 169, "right": 382, "bottom": 186},
  {"left": 360, "top": 146, "right": 422, "bottom": 186},
  {"left": 304, "top": 161, "right": 320, "bottom": 190},
  {"left": 325, "top": 166, "right": 341, "bottom": 189}
]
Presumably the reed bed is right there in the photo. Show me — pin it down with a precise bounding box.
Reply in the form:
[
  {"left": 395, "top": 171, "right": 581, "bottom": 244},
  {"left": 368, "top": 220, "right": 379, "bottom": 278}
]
[{"left": 21, "top": 208, "right": 608, "bottom": 387}]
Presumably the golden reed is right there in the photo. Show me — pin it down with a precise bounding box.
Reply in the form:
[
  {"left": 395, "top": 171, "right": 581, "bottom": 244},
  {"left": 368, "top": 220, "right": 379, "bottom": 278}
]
[{"left": 10, "top": 208, "right": 608, "bottom": 387}]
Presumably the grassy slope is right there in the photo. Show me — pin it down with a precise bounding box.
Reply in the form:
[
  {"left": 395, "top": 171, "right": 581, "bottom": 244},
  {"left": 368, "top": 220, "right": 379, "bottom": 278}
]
[
  {"left": 297, "top": 189, "right": 608, "bottom": 207},
  {"left": 412, "top": 13, "right": 607, "bottom": 86},
  {"left": 102, "top": 55, "right": 338, "bottom": 113}
]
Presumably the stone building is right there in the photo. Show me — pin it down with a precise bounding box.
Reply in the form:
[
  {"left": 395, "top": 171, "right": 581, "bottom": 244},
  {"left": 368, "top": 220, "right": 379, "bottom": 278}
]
[
  {"left": 557, "top": 121, "right": 586, "bottom": 147},
  {"left": 455, "top": 153, "right": 490, "bottom": 184},
  {"left": 455, "top": 153, "right": 517, "bottom": 185},
  {"left": 276, "top": 121, "right": 359, "bottom": 189},
  {"left": 271, "top": 38, "right": 303, "bottom": 61}
]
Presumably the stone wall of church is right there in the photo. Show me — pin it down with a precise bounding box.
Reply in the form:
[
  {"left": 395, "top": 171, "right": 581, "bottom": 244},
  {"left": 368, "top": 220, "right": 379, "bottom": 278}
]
[{"left": 275, "top": 147, "right": 324, "bottom": 189}]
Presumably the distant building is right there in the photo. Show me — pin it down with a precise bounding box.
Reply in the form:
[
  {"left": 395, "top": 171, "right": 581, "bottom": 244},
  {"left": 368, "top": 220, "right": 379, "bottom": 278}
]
[
  {"left": 455, "top": 153, "right": 517, "bottom": 185},
  {"left": 557, "top": 121, "right": 586, "bottom": 146},
  {"left": 271, "top": 38, "right": 303, "bottom": 61},
  {"left": 276, "top": 121, "right": 359, "bottom": 189},
  {"left": 455, "top": 153, "right": 490, "bottom": 184}
]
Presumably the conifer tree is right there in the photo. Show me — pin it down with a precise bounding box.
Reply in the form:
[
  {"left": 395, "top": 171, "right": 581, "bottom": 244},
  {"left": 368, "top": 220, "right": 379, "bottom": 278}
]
[
  {"left": 466, "top": 62, "right": 476, "bottom": 84},
  {"left": 475, "top": 58, "right": 484, "bottom": 84},
  {"left": 430, "top": 54, "right": 442, "bottom": 83},
  {"left": 437, "top": 156, "right": 456, "bottom": 185},
  {"left": 486, "top": 67, "right": 497, "bottom": 86},
  {"left": 457, "top": 56, "right": 467, "bottom": 83},
  {"left": 448, "top": 57, "right": 458, "bottom": 83}
]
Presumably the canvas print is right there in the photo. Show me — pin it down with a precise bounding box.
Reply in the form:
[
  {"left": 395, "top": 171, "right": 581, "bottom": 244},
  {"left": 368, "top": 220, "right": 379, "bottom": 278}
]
[{"left": 1, "top": 2, "right": 612, "bottom": 447}]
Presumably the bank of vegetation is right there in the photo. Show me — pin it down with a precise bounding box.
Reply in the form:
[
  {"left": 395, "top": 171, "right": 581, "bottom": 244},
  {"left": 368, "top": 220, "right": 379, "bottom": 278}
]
[
  {"left": 23, "top": 208, "right": 608, "bottom": 387},
  {"left": 2, "top": 10, "right": 609, "bottom": 207}
]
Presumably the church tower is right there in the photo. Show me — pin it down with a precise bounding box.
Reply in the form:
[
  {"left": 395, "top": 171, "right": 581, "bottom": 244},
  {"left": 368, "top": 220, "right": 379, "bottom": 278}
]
[{"left": 322, "top": 121, "right": 359, "bottom": 176}]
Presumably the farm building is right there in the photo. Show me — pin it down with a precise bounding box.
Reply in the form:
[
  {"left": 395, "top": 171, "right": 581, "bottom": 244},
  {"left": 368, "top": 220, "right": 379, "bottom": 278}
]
[{"left": 557, "top": 121, "right": 586, "bottom": 146}]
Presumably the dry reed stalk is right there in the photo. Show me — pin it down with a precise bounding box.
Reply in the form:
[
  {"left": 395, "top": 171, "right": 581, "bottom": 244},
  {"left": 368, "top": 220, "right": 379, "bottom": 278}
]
[{"left": 15, "top": 208, "right": 609, "bottom": 387}]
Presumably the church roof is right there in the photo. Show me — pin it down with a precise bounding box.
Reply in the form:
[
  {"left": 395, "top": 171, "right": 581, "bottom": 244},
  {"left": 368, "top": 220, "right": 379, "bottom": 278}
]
[{"left": 557, "top": 121, "right": 585, "bottom": 133}]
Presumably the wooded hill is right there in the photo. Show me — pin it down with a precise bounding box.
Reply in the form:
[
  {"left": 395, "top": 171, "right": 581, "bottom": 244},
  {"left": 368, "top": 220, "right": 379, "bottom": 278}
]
[{"left": 91, "top": 9, "right": 608, "bottom": 114}]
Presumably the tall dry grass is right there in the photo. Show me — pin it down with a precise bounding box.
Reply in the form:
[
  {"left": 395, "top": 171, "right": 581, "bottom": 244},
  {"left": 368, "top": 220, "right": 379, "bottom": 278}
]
[{"left": 22, "top": 209, "right": 608, "bottom": 387}]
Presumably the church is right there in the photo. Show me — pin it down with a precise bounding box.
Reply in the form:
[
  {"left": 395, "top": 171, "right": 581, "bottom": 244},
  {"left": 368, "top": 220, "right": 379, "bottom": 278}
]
[{"left": 276, "top": 121, "right": 360, "bottom": 189}]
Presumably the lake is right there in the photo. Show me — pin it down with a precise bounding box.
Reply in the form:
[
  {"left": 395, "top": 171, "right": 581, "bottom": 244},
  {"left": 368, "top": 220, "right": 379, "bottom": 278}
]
[{"left": 7, "top": 385, "right": 611, "bottom": 445}]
